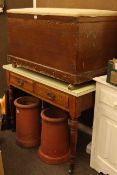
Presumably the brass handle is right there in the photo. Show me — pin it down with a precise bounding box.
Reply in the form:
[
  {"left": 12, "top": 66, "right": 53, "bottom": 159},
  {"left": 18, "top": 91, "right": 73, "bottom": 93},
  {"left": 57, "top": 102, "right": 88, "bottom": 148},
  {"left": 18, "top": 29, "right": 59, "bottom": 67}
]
[
  {"left": 17, "top": 79, "right": 24, "bottom": 86},
  {"left": 47, "top": 93, "right": 55, "bottom": 101}
]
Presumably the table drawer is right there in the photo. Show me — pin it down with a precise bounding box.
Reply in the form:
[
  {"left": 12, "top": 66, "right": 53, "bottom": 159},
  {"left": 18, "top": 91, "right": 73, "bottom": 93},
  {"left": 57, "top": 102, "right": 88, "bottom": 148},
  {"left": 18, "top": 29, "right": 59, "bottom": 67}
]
[
  {"left": 34, "top": 83, "right": 68, "bottom": 109},
  {"left": 9, "top": 73, "right": 33, "bottom": 92}
]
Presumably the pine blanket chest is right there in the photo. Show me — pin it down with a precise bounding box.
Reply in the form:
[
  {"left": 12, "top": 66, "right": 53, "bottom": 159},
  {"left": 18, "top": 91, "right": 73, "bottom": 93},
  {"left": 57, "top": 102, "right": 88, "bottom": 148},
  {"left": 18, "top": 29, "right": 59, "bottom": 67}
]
[{"left": 7, "top": 8, "right": 117, "bottom": 85}]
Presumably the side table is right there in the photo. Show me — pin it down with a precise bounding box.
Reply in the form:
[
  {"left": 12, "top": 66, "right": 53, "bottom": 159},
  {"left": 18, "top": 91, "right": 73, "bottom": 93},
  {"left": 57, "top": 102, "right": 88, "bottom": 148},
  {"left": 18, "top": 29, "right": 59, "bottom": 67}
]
[{"left": 3, "top": 64, "right": 96, "bottom": 174}]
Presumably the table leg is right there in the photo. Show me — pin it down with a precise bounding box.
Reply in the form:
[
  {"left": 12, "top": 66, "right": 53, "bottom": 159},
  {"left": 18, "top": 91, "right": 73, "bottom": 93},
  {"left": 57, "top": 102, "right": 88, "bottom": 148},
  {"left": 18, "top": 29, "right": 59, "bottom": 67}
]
[
  {"left": 68, "top": 96, "right": 82, "bottom": 174},
  {"left": 68, "top": 118, "right": 78, "bottom": 174},
  {"left": 8, "top": 86, "right": 15, "bottom": 131}
]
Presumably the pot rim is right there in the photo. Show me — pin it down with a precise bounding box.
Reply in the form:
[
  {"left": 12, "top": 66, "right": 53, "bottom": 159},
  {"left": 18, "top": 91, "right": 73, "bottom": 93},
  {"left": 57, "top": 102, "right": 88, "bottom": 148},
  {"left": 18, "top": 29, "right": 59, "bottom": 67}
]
[
  {"left": 41, "top": 108, "right": 68, "bottom": 123},
  {"left": 14, "top": 96, "right": 40, "bottom": 109}
]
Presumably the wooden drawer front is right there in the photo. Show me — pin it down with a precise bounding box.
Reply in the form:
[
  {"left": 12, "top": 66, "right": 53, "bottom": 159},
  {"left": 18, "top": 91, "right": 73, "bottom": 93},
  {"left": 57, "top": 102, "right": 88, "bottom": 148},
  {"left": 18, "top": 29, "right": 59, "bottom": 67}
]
[
  {"left": 10, "top": 73, "right": 33, "bottom": 92},
  {"left": 35, "top": 83, "right": 68, "bottom": 108}
]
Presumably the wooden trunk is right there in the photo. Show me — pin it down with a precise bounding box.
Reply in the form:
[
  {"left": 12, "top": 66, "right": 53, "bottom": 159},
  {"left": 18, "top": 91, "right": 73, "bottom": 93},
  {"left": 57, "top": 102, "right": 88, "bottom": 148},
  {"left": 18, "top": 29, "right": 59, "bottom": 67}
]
[{"left": 7, "top": 8, "right": 117, "bottom": 85}]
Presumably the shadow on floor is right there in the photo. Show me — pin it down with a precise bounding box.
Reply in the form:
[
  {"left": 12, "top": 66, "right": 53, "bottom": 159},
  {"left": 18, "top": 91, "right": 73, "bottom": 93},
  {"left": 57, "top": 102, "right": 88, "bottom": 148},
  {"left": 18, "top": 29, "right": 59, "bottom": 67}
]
[{"left": 0, "top": 130, "right": 98, "bottom": 175}]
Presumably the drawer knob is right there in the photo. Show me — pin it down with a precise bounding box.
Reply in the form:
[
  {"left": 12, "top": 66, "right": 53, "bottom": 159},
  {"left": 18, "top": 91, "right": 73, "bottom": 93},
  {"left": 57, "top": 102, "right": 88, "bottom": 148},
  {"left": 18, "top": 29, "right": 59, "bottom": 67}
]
[
  {"left": 47, "top": 93, "right": 55, "bottom": 101},
  {"left": 17, "top": 79, "right": 24, "bottom": 86}
]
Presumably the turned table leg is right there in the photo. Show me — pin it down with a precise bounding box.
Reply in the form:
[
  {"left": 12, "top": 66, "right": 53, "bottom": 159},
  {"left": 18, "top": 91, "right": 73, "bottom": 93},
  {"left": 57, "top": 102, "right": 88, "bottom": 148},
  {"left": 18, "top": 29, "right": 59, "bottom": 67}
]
[
  {"left": 8, "top": 86, "right": 15, "bottom": 131},
  {"left": 68, "top": 118, "right": 78, "bottom": 174},
  {"left": 68, "top": 97, "right": 81, "bottom": 174}
]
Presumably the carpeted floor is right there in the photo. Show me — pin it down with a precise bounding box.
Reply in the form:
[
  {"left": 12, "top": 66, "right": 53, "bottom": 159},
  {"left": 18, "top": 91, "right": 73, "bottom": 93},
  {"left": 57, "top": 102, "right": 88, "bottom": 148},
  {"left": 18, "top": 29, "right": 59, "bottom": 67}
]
[{"left": 0, "top": 130, "right": 98, "bottom": 175}]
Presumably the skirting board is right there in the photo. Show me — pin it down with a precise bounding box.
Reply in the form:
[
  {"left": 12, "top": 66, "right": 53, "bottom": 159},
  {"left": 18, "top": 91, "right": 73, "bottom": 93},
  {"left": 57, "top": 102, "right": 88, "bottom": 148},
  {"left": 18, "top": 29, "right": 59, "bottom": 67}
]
[{"left": 78, "top": 122, "right": 92, "bottom": 136}]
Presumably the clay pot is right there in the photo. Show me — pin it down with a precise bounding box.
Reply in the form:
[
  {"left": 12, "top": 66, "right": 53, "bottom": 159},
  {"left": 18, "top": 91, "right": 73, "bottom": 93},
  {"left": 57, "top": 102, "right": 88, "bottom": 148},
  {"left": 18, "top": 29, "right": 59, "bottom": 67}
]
[
  {"left": 14, "top": 96, "right": 41, "bottom": 148},
  {"left": 38, "top": 107, "right": 70, "bottom": 164}
]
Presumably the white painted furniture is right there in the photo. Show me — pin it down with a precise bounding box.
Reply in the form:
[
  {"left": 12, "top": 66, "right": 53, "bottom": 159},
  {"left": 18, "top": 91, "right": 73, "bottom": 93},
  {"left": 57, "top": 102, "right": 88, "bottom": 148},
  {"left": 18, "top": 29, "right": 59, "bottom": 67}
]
[{"left": 90, "top": 75, "right": 117, "bottom": 175}]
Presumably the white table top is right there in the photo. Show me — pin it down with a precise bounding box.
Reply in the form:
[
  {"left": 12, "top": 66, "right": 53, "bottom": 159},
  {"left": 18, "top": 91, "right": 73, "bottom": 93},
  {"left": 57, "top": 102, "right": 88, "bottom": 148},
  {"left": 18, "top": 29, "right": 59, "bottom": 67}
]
[
  {"left": 93, "top": 75, "right": 117, "bottom": 90},
  {"left": 7, "top": 8, "right": 117, "bottom": 17},
  {"left": 3, "top": 64, "right": 96, "bottom": 97}
]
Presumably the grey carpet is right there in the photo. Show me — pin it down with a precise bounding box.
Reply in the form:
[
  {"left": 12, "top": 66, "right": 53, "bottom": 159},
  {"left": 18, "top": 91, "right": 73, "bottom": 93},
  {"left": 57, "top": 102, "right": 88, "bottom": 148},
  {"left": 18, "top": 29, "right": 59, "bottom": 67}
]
[{"left": 0, "top": 130, "right": 98, "bottom": 175}]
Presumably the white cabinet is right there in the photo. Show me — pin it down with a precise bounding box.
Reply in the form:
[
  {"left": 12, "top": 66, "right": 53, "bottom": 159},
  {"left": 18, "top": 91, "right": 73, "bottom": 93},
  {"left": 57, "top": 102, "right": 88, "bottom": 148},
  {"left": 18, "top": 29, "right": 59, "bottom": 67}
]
[{"left": 90, "top": 75, "right": 117, "bottom": 175}]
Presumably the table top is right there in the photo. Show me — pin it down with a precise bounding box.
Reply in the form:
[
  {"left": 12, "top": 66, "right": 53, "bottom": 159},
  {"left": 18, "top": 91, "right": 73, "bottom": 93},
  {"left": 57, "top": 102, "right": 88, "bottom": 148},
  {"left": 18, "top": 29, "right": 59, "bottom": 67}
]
[
  {"left": 93, "top": 75, "right": 117, "bottom": 90},
  {"left": 7, "top": 8, "right": 117, "bottom": 17},
  {"left": 3, "top": 64, "right": 96, "bottom": 97}
]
